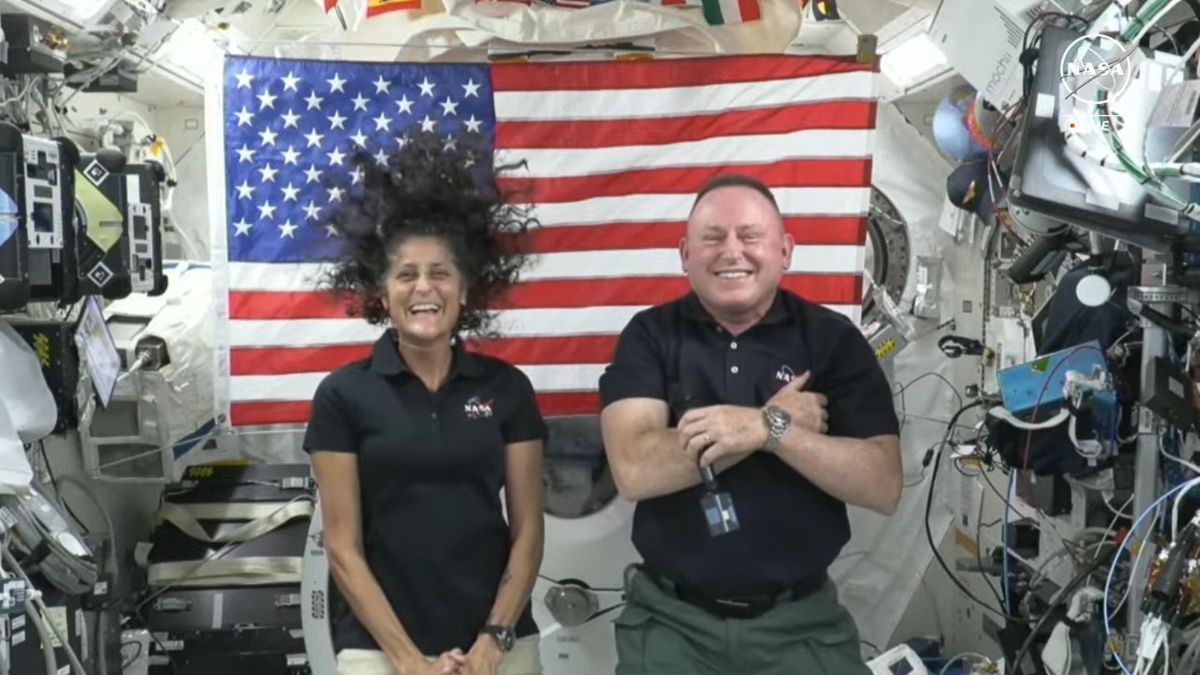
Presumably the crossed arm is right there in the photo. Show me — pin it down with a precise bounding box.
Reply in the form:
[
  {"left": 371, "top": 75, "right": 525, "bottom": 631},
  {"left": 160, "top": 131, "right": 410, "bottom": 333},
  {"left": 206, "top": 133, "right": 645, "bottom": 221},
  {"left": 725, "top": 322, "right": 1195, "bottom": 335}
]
[
  {"left": 600, "top": 376, "right": 902, "bottom": 516},
  {"left": 759, "top": 424, "right": 902, "bottom": 516},
  {"left": 599, "top": 399, "right": 745, "bottom": 501}
]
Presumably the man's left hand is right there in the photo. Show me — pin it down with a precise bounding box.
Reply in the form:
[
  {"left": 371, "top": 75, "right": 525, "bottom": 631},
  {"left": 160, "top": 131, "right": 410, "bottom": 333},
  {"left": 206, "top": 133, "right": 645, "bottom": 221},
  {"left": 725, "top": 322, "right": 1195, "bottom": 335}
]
[
  {"left": 678, "top": 405, "right": 768, "bottom": 469},
  {"left": 463, "top": 635, "right": 502, "bottom": 675}
]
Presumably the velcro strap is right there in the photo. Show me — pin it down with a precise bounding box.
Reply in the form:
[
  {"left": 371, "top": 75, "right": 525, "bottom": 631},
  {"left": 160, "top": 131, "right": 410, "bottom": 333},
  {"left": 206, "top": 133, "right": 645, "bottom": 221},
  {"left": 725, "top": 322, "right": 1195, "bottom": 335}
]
[
  {"left": 147, "top": 556, "right": 303, "bottom": 587},
  {"left": 159, "top": 499, "right": 314, "bottom": 544}
]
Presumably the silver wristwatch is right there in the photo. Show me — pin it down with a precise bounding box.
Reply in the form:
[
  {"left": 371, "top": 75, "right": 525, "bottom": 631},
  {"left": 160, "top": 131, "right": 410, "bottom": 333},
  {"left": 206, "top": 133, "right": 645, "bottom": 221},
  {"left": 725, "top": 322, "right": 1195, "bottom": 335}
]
[{"left": 762, "top": 405, "right": 791, "bottom": 452}]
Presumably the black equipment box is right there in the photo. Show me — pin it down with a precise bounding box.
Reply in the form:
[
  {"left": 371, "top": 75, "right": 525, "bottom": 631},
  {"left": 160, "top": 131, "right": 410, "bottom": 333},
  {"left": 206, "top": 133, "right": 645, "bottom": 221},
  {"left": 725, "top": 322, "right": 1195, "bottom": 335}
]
[
  {"left": 142, "top": 466, "right": 315, "bottom": 674},
  {"left": 0, "top": 122, "right": 29, "bottom": 310},
  {"left": 148, "top": 463, "right": 313, "bottom": 569},
  {"left": 24, "top": 135, "right": 80, "bottom": 303},
  {"left": 169, "top": 464, "right": 314, "bottom": 505},
  {"left": 7, "top": 588, "right": 87, "bottom": 675},
  {"left": 9, "top": 319, "right": 79, "bottom": 434},
  {"left": 147, "top": 626, "right": 310, "bottom": 675},
  {"left": 148, "top": 519, "right": 311, "bottom": 571},
  {"left": 144, "top": 584, "right": 303, "bottom": 633},
  {"left": 0, "top": 14, "right": 66, "bottom": 76},
  {"left": 1008, "top": 26, "right": 1193, "bottom": 252},
  {"left": 126, "top": 162, "right": 168, "bottom": 296},
  {"left": 74, "top": 149, "right": 131, "bottom": 299},
  {"left": 63, "top": 62, "right": 139, "bottom": 93}
]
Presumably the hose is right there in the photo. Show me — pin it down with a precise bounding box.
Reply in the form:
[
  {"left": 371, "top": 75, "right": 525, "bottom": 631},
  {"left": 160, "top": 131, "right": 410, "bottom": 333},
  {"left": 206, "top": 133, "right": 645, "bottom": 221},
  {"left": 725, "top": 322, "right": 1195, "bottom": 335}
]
[{"left": 1, "top": 545, "right": 91, "bottom": 675}]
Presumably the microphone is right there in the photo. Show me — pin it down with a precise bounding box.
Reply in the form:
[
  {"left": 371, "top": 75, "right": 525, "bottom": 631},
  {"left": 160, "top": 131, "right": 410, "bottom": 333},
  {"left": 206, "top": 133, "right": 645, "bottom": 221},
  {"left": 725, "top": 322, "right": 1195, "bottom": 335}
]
[
  {"left": 670, "top": 388, "right": 740, "bottom": 537},
  {"left": 671, "top": 392, "right": 718, "bottom": 486},
  {"left": 695, "top": 422, "right": 720, "bottom": 490}
]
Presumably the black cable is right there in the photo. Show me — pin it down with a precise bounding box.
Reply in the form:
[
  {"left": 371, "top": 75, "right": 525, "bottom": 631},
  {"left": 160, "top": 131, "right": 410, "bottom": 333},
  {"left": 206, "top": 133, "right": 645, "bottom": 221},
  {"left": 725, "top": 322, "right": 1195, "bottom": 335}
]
[
  {"left": 1008, "top": 550, "right": 1113, "bottom": 675},
  {"left": 924, "top": 399, "right": 1025, "bottom": 623},
  {"left": 120, "top": 640, "right": 143, "bottom": 669},
  {"left": 36, "top": 442, "right": 90, "bottom": 534},
  {"left": 131, "top": 607, "right": 181, "bottom": 675},
  {"left": 536, "top": 573, "right": 623, "bottom": 594},
  {"left": 1020, "top": 12, "right": 1090, "bottom": 101},
  {"left": 1146, "top": 23, "right": 1182, "bottom": 53},
  {"left": 894, "top": 372, "right": 966, "bottom": 437},
  {"left": 896, "top": 372, "right": 965, "bottom": 411},
  {"left": 860, "top": 639, "right": 881, "bottom": 658},
  {"left": 971, "top": 464, "right": 1007, "bottom": 612}
]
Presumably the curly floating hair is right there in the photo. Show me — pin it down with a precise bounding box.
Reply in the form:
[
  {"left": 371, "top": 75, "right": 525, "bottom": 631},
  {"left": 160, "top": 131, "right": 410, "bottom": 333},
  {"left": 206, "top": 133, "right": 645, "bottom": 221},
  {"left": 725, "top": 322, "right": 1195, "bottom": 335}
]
[{"left": 321, "top": 132, "right": 537, "bottom": 338}]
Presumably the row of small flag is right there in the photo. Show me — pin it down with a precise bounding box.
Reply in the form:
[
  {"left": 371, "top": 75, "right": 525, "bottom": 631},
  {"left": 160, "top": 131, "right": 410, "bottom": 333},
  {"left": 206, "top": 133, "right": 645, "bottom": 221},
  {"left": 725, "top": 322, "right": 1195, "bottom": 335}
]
[{"left": 320, "top": 0, "right": 772, "bottom": 25}]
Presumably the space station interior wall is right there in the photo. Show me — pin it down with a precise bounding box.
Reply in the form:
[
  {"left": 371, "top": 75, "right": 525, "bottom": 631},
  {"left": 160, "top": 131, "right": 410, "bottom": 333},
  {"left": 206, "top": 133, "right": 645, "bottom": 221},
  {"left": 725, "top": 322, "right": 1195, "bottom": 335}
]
[
  {"left": 154, "top": 105, "right": 211, "bottom": 261},
  {"left": 60, "top": 92, "right": 158, "bottom": 149},
  {"left": 832, "top": 101, "right": 978, "bottom": 650}
]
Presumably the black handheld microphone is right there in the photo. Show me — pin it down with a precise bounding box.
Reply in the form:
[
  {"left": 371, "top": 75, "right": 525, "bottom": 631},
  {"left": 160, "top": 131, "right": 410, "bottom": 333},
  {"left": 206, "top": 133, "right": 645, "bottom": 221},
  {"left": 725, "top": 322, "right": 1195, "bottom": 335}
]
[
  {"left": 671, "top": 387, "right": 740, "bottom": 537},
  {"left": 670, "top": 390, "right": 716, "bottom": 486}
]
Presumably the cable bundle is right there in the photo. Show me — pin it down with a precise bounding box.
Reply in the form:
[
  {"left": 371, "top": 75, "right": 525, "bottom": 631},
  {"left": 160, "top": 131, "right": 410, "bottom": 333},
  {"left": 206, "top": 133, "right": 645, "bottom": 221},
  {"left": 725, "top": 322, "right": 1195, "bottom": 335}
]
[{"left": 0, "top": 482, "right": 98, "bottom": 595}]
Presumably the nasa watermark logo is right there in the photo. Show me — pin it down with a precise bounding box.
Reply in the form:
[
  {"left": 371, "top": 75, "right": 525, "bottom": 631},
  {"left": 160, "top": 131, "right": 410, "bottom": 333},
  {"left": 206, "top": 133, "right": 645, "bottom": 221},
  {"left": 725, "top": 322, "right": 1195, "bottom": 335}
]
[
  {"left": 1064, "top": 110, "right": 1124, "bottom": 134},
  {"left": 1058, "top": 33, "right": 1136, "bottom": 106}
]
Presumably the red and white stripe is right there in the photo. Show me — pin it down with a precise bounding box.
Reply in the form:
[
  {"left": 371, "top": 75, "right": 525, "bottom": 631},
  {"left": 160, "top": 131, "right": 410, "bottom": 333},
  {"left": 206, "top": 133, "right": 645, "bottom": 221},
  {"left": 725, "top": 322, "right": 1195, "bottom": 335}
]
[{"left": 225, "top": 55, "right": 877, "bottom": 427}]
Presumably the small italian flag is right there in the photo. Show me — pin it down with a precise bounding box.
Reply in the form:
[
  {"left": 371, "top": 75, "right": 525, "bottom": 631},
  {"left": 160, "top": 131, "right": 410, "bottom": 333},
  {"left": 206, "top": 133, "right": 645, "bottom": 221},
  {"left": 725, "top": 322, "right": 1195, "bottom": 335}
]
[
  {"left": 701, "top": 0, "right": 760, "bottom": 24},
  {"left": 659, "top": 0, "right": 761, "bottom": 24}
]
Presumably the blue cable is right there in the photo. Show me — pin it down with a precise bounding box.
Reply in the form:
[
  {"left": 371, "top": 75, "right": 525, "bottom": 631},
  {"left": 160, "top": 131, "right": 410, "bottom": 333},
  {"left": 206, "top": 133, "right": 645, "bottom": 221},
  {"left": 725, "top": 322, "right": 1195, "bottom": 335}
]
[
  {"left": 1003, "top": 467, "right": 1015, "bottom": 615},
  {"left": 1103, "top": 477, "right": 1200, "bottom": 674},
  {"left": 1162, "top": 431, "right": 1183, "bottom": 488}
]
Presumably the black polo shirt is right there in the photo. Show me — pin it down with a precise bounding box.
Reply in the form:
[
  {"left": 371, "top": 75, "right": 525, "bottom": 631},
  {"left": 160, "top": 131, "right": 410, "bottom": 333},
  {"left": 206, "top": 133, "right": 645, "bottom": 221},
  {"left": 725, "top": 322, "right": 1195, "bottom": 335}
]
[
  {"left": 598, "top": 290, "right": 898, "bottom": 597},
  {"left": 303, "top": 330, "right": 543, "bottom": 655}
]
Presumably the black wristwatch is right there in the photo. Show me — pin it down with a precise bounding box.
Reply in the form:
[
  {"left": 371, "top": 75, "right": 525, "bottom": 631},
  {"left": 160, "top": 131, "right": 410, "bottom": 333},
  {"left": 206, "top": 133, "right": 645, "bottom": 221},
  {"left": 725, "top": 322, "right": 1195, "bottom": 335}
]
[{"left": 480, "top": 625, "right": 516, "bottom": 652}]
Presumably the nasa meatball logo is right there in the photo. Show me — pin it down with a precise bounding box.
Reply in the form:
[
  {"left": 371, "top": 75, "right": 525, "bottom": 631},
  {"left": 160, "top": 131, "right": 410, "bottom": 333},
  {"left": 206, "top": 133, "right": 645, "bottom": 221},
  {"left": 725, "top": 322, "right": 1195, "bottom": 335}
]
[
  {"left": 464, "top": 395, "right": 494, "bottom": 420},
  {"left": 1058, "top": 34, "right": 1135, "bottom": 107}
]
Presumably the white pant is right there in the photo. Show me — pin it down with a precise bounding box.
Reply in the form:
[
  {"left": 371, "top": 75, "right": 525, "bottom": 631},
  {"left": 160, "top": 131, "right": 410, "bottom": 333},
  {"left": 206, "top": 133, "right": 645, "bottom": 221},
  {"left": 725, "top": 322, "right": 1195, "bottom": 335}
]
[{"left": 336, "top": 635, "right": 543, "bottom": 675}]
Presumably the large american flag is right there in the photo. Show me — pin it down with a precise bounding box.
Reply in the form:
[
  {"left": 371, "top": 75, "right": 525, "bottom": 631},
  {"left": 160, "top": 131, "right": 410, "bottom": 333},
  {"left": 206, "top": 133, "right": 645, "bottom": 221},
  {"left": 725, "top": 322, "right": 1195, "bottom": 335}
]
[{"left": 214, "top": 54, "right": 878, "bottom": 428}]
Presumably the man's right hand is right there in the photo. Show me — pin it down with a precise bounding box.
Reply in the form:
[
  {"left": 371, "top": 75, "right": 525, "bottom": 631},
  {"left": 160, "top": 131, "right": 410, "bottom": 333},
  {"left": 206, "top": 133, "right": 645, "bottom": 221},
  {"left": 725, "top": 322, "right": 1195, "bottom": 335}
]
[{"left": 766, "top": 371, "right": 828, "bottom": 435}]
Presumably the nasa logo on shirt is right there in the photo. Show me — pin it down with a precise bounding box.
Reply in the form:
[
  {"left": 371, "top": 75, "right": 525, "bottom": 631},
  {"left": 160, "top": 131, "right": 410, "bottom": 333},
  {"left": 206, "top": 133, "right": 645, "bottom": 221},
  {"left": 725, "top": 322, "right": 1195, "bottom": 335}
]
[
  {"left": 464, "top": 395, "right": 494, "bottom": 420},
  {"left": 775, "top": 365, "right": 796, "bottom": 383}
]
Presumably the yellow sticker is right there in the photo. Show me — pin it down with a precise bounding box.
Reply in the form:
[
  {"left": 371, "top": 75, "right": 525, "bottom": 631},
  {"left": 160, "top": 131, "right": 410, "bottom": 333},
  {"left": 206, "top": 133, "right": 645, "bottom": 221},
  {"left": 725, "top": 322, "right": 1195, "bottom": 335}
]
[
  {"left": 75, "top": 169, "right": 123, "bottom": 252},
  {"left": 875, "top": 339, "right": 897, "bottom": 360},
  {"left": 32, "top": 333, "right": 51, "bottom": 368}
]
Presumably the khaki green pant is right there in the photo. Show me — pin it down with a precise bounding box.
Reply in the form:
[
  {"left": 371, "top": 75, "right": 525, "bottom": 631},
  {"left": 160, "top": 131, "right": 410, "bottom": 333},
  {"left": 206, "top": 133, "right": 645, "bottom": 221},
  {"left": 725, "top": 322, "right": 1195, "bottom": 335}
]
[{"left": 614, "top": 569, "right": 870, "bottom": 675}]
